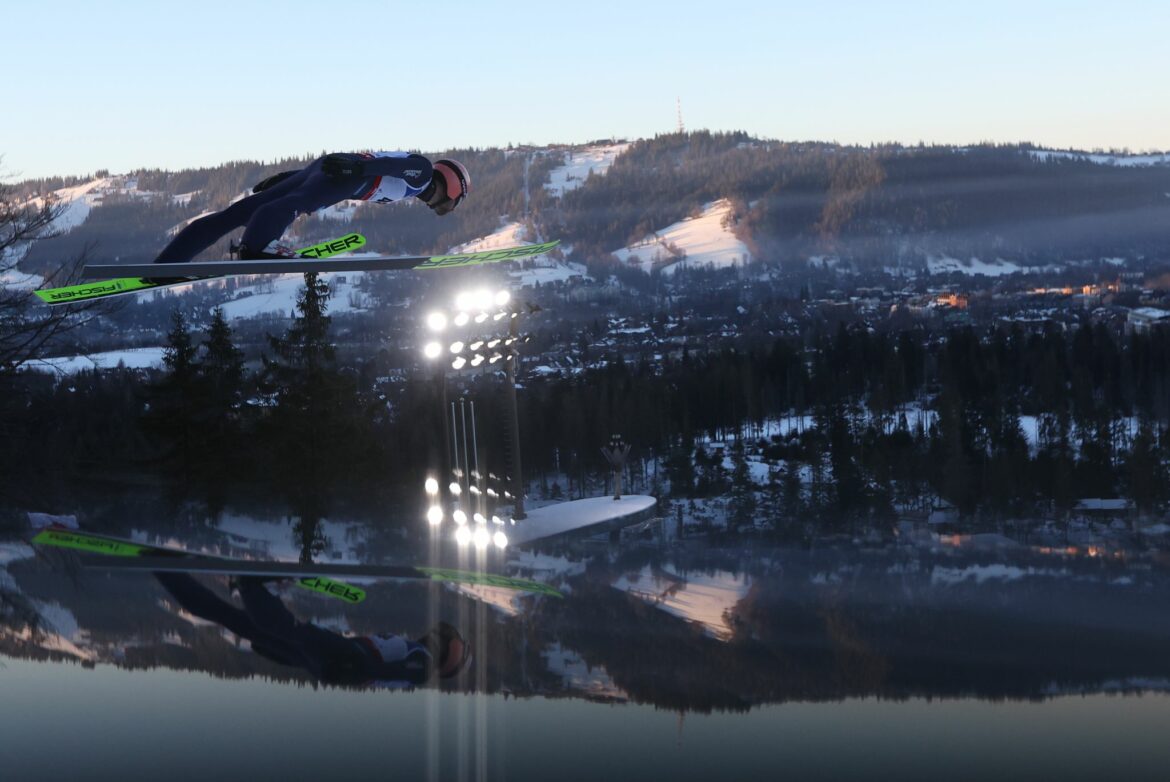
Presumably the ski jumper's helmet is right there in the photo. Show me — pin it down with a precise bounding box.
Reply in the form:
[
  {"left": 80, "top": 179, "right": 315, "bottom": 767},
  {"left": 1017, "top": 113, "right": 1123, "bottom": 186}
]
[{"left": 432, "top": 159, "right": 470, "bottom": 214}]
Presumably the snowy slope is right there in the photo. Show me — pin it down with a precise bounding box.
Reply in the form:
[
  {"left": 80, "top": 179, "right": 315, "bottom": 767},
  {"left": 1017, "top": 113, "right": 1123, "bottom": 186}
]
[
  {"left": 613, "top": 564, "right": 750, "bottom": 641},
  {"left": 1030, "top": 149, "right": 1170, "bottom": 167},
  {"left": 927, "top": 256, "right": 1022, "bottom": 277},
  {"left": 613, "top": 199, "right": 750, "bottom": 274},
  {"left": 450, "top": 221, "right": 530, "bottom": 253},
  {"left": 545, "top": 142, "right": 630, "bottom": 196},
  {"left": 22, "top": 347, "right": 167, "bottom": 375},
  {"left": 215, "top": 271, "right": 371, "bottom": 320}
]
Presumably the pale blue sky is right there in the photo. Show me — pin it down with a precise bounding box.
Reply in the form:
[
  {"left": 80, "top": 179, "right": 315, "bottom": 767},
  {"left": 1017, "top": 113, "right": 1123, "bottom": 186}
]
[{"left": 4, "top": 0, "right": 1168, "bottom": 180}]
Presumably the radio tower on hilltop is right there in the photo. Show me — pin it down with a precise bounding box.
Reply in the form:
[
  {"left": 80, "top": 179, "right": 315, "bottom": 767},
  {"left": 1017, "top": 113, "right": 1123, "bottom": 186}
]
[{"left": 676, "top": 96, "right": 685, "bottom": 134}]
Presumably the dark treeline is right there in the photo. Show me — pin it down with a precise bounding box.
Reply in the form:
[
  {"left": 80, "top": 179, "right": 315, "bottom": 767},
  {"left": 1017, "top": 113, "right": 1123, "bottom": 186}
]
[{"left": 516, "top": 321, "right": 1170, "bottom": 525}]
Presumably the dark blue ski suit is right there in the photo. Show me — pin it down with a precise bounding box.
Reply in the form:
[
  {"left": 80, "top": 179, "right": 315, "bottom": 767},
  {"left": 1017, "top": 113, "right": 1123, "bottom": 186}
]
[
  {"left": 155, "top": 572, "right": 434, "bottom": 687},
  {"left": 154, "top": 152, "right": 433, "bottom": 263}
]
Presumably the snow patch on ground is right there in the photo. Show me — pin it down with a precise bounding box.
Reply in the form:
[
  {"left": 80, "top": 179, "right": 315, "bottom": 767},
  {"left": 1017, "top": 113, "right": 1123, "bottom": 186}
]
[
  {"left": 613, "top": 564, "right": 749, "bottom": 641},
  {"left": 1030, "top": 149, "right": 1170, "bottom": 167},
  {"left": 0, "top": 269, "right": 45, "bottom": 290},
  {"left": 451, "top": 221, "right": 530, "bottom": 253},
  {"left": 22, "top": 347, "right": 166, "bottom": 375},
  {"left": 543, "top": 642, "right": 627, "bottom": 700},
  {"left": 216, "top": 271, "right": 371, "bottom": 320},
  {"left": 927, "top": 256, "right": 1022, "bottom": 277},
  {"left": 613, "top": 199, "right": 750, "bottom": 275},
  {"left": 508, "top": 260, "right": 587, "bottom": 288},
  {"left": 545, "top": 143, "right": 630, "bottom": 196},
  {"left": 931, "top": 564, "right": 1070, "bottom": 586}
]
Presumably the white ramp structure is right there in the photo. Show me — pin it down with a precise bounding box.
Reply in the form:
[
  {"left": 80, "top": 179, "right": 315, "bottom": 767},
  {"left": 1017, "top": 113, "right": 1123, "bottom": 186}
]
[{"left": 509, "top": 495, "right": 657, "bottom": 547}]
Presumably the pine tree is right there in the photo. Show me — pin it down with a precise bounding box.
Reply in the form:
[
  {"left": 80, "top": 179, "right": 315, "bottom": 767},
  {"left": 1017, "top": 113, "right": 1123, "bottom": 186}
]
[
  {"left": 197, "top": 307, "right": 245, "bottom": 470},
  {"left": 146, "top": 311, "right": 201, "bottom": 473}
]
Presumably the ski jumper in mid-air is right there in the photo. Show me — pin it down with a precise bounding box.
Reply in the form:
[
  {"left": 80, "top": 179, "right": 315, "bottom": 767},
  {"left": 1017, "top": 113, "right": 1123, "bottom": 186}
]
[{"left": 153, "top": 153, "right": 470, "bottom": 263}]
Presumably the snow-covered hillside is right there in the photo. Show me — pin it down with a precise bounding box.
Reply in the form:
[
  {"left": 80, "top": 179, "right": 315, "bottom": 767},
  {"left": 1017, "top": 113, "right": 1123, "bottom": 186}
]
[
  {"left": 927, "top": 256, "right": 1023, "bottom": 277},
  {"left": 450, "top": 220, "right": 530, "bottom": 253},
  {"left": 545, "top": 142, "right": 630, "bottom": 196},
  {"left": 1029, "top": 149, "right": 1170, "bottom": 167},
  {"left": 613, "top": 199, "right": 750, "bottom": 274}
]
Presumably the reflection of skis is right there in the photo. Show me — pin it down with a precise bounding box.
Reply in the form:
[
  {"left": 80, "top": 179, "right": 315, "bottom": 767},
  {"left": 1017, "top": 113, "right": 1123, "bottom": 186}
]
[{"left": 32, "top": 528, "right": 562, "bottom": 599}]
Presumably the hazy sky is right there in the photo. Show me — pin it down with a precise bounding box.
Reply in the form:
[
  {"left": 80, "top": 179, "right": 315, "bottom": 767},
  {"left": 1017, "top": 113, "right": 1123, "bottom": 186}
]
[{"left": 4, "top": 0, "right": 1168, "bottom": 180}]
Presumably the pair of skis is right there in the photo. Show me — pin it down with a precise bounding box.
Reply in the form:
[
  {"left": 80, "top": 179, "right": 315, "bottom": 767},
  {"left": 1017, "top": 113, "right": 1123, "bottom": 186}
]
[
  {"left": 31, "top": 527, "right": 562, "bottom": 602},
  {"left": 34, "top": 234, "right": 561, "bottom": 305}
]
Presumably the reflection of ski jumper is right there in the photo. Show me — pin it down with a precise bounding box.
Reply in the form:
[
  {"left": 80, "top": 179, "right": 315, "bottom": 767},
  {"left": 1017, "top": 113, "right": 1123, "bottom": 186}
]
[
  {"left": 154, "top": 152, "right": 470, "bottom": 263},
  {"left": 156, "top": 572, "right": 433, "bottom": 687}
]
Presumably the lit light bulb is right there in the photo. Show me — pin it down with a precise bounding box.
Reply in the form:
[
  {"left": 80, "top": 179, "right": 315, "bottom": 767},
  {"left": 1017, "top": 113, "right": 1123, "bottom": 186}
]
[
  {"left": 493, "top": 531, "right": 508, "bottom": 549},
  {"left": 424, "top": 478, "right": 439, "bottom": 494},
  {"left": 473, "top": 526, "right": 490, "bottom": 549},
  {"left": 426, "top": 312, "right": 447, "bottom": 332},
  {"left": 452, "top": 357, "right": 466, "bottom": 370},
  {"left": 455, "top": 292, "right": 475, "bottom": 311},
  {"left": 494, "top": 290, "right": 511, "bottom": 307},
  {"left": 423, "top": 341, "right": 442, "bottom": 359},
  {"left": 449, "top": 482, "right": 462, "bottom": 496},
  {"left": 449, "top": 341, "right": 464, "bottom": 354},
  {"left": 455, "top": 526, "right": 472, "bottom": 546},
  {"left": 426, "top": 506, "right": 443, "bottom": 525},
  {"left": 453, "top": 509, "right": 468, "bottom": 525},
  {"left": 470, "top": 355, "right": 485, "bottom": 367},
  {"left": 454, "top": 312, "right": 470, "bottom": 327},
  {"left": 470, "top": 340, "right": 483, "bottom": 351},
  {"left": 475, "top": 313, "right": 489, "bottom": 324},
  {"left": 473, "top": 513, "right": 487, "bottom": 525}
]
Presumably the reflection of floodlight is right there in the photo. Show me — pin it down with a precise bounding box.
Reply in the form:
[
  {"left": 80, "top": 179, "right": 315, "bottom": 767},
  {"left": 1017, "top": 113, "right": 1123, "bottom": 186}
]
[
  {"left": 453, "top": 509, "right": 468, "bottom": 525},
  {"left": 469, "top": 340, "right": 483, "bottom": 351},
  {"left": 493, "top": 531, "right": 508, "bottom": 549},
  {"left": 490, "top": 353, "right": 502, "bottom": 364},
  {"left": 473, "top": 526, "right": 490, "bottom": 549},
  {"left": 455, "top": 292, "right": 475, "bottom": 311},
  {"left": 488, "top": 339, "right": 500, "bottom": 348},
  {"left": 449, "top": 341, "right": 464, "bottom": 354},
  {"left": 504, "top": 491, "right": 512, "bottom": 499},
  {"left": 491, "top": 515, "right": 503, "bottom": 525},
  {"left": 449, "top": 482, "right": 462, "bottom": 496},
  {"left": 426, "top": 312, "right": 447, "bottom": 332},
  {"left": 427, "top": 506, "right": 443, "bottom": 525},
  {"left": 475, "top": 313, "right": 489, "bottom": 324},
  {"left": 454, "top": 312, "right": 470, "bottom": 327},
  {"left": 504, "top": 338, "right": 515, "bottom": 346},
  {"left": 470, "top": 355, "right": 485, "bottom": 367},
  {"left": 487, "top": 488, "right": 498, "bottom": 498},
  {"left": 423, "top": 341, "right": 442, "bottom": 359},
  {"left": 493, "top": 312, "right": 506, "bottom": 321},
  {"left": 425, "top": 478, "right": 439, "bottom": 494},
  {"left": 511, "top": 312, "right": 519, "bottom": 319},
  {"left": 469, "top": 485, "right": 481, "bottom": 496},
  {"left": 455, "top": 526, "right": 472, "bottom": 546},
  {"left": 452, "top": 357, "right": 466, "bottom": 370},
  {"left": 473, "top": 512, "right": 486, "bottom": 525}
]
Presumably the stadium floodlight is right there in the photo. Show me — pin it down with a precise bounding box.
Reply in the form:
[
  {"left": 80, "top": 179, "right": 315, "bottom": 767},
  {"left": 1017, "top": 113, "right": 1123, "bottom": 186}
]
[
  {"left": 449, "top": 341, "right": 464, "bottom": 354},
  {"left": 423, "top": 341, "right": 442, "bottom": 360},
  {"left": 504, "top": 338, "right": 515, "bottom": 346},
  {"left": 455, "top": 526, "right": 472, "bottom": 546},
  {"left": 425, "top": 478, "right": 439, "bottom": 495},
  {"left": 473, "top": 526, "right": 490, "bottom": 549},
  {"left": 449, "top": 482, "right": 462, "bottom": 496},
  {"left": 426, "top": 506, "right": 443, "bottom": 525},
  {"left": 474, "top": 313, "right": 489, "bottom": 324},
  {"left": 453, "top": 509, "right": 468, "bottom": 525},
  {"left": 473, "top": 512, "right": 487, "bottom": 525},
  {"left": 474, "top": 289, "right": 493, "bottom": 311},
  {"left": 470, "top": 340, "right": 484, "bottom": 351},
  {"left": 487, "top": 339, "right": 500, "bottom": 349},
  {"left": 455, "top": 291, "right": 475, "bottom": 312},
  {"left": 510, "top": 312, "right": 519, "bottom": 319},
  {"left": 493, "top": 531, "right": 508, "bottom": 549},
  {"left": 454, "top": 312, "right": 470, "bottom": 327},
  {"left": 470, "top": 355, "right": 485, "bottom": 367},
  {"left": 490, "top": 353, "right": 502, "bottom": 364},
  {"left": 487, "top": 488, "right": 498, "bottom": 498},
  {"left": 494, "top": 290, "right": 511, "bottom": 307},
  {"left": 452, "top": 357, "right": 467, "bottom": 370},
  {"left": 426, "top": 312, "right": 448, "bottom": 332},
  {"left": 493, "top": 312, "right": 506, "bottom": 321},
  {"left": 491, "top": 515, "right": 503, "bottom": 525},
  {"left": 469, "top": 485, "right": 482, "bottom": 496}
]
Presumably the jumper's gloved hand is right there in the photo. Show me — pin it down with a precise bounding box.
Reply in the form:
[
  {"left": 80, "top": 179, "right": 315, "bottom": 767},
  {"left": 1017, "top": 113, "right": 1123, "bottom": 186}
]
[{"left": 322, "top": 154, "right": 365, "bottom": 179}]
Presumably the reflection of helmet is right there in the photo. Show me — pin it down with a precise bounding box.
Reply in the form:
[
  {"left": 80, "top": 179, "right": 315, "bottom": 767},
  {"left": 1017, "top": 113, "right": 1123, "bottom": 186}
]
[
  {"left": 430, "top": 159, "right": 470, "bottom": 215},
  {"left": 426, "top": 621, "right": 472, "bottom": 679}
]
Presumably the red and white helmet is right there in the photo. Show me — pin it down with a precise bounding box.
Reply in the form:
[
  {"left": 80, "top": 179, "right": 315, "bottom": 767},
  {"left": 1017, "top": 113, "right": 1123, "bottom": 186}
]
[{"left": 432, "top": 158, "right": 470, "bottom": 214}]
